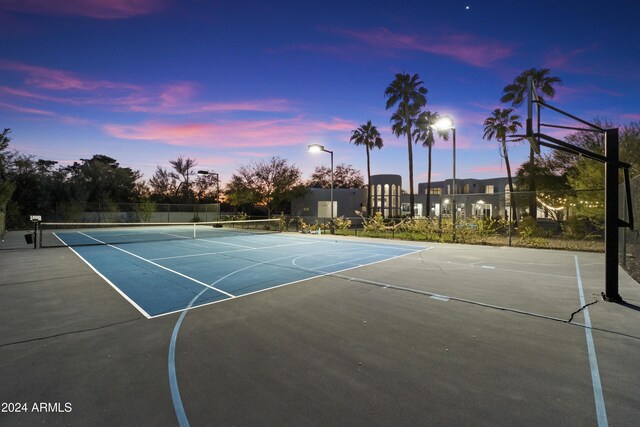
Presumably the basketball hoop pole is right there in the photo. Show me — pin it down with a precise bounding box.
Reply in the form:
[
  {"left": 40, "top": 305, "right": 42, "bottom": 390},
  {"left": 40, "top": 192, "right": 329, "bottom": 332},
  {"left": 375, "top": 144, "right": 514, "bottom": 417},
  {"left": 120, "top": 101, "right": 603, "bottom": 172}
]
[
  {"left": 604, "top": 128, "right": 622, "bottom": 302},
  {"left": 520, "top": 77, "right": 633, "bottom": 303}
]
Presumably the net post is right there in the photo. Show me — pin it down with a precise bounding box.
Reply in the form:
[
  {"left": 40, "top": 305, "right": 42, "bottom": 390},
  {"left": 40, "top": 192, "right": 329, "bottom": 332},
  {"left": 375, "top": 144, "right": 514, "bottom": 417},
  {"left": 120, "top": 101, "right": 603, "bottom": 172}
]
[
  {"left": 33, "top": 220, "right": 38, "bottom": 249},
  {"left": 603, "top": 128, "right": 622, "bottom": 302}
]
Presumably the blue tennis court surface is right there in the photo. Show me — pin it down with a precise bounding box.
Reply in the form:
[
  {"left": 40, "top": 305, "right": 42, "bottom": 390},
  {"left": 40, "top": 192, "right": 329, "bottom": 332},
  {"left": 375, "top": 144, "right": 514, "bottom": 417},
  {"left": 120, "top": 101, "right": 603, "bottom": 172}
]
[{"left": 66, "top": 232, "right": 426, "bottom": 318}]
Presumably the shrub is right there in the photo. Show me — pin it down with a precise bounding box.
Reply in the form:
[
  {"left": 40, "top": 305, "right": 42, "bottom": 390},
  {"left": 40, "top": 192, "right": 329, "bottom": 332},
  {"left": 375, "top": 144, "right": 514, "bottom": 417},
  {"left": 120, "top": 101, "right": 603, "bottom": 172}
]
[{"left": 333, "top": 216, "right": 352, "bottom": 234}]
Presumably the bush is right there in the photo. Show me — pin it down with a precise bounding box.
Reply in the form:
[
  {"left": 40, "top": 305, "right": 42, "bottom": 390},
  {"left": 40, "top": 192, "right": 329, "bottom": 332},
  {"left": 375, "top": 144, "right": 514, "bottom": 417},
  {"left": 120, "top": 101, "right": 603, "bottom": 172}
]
[
  {"left": 563, "top": 217, "right": 603, "bottom": 239},
  {"left": 135, "top": 199, "right": 156, "bottom": 223},
  {"left": 333, "top": 216, "right": 352, "bottom": 234},
  {"left": 361, "top": 212, "right": 387, "bottom": 234}
]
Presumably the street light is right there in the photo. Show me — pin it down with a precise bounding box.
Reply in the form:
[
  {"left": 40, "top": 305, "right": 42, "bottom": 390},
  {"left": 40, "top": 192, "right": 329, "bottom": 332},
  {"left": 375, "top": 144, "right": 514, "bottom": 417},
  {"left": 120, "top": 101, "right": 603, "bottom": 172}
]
[
  {"left": 431, "top": 116, "right": 456, "bottom": 241},
  {"left": 307, "top": 144, "right": 334, "bottom": 219},
  {"left": 197, "top": 170, "right": 220, "bottom": 203}
]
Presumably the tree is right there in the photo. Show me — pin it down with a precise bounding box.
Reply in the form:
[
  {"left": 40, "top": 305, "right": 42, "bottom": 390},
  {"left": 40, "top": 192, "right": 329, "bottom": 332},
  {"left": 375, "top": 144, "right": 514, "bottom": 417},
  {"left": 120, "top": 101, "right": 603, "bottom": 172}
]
[
  {"left": 307, "top": 164, "right": 364, "bottom": 189},
  {"left": 225, "top": 156, "right": 306, "bottom": 217},
  {"left": 501, "top": 68, "right": 562, "bottom": 220},
  {"left": 148, "top": 166, "right": 178, "bottom": 202},
  {"left": 545, "top": 120, "right": 640, "bottom": 223},
  {"left": 0, "top": 128, "right": 14, "bottom": 234},
  {"left": 385, "top": 72, "right": 427, "bottom": 217},
  {"left": 0, "top": 128, "right": 13, "bottom": 181},
  {"left": 515, "top": 159, "right": 572, "bottom": 222},
  {"left": 63, "top": 155, "right": 140, "bottom": 204},
  {"left": 483, "top": 108, "right": 522, "bottom": 225},
  {"left": 349, "top": 121, "right": 383, "bottom": 216},
  {"left": 194, "top": 173, "right": 220, "bottom": 202},
  {"left": 413, "top": 111, "right": 449, "bottom": 217},
  {"left": 169, "top": 156, "right": 197, "bottom": 202},
  {"left": 547, "top": 120, "right": 640, "bottom": 179}
]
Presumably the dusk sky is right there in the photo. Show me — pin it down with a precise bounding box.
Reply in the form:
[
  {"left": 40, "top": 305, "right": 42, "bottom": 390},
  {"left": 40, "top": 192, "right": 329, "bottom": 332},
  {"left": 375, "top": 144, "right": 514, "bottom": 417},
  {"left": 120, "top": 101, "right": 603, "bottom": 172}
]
[{"left": 1, "top": 0, "right": 638, "bottom": 189}]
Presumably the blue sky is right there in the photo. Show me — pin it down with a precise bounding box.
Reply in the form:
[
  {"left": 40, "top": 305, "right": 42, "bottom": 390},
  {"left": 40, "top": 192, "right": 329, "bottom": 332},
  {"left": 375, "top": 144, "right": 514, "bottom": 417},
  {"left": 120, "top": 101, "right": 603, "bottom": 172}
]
[{"left": 1, "top": 0, "right": 638, "bottom": 189}]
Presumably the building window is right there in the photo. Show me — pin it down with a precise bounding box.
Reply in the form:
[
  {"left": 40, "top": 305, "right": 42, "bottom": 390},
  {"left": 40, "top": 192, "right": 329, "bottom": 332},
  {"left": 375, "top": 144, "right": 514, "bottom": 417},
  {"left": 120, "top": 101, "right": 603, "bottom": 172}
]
[
  {"left": 485, "top": 185, "right": 494, "bottom": 194},
  {"left": 463, "top": 184, "right": 470, "bottom": 194},
  {"left": 430, "top": 187, "right": 442, "bottom": 195},
  {"left": 391, "top": 184, "right": 397, "bottom": 215}
]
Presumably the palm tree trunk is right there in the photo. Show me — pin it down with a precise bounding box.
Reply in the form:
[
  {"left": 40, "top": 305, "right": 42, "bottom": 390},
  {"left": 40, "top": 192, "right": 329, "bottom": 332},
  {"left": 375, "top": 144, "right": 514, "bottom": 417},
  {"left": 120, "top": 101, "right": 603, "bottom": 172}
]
[
  {"left": 503, "top": 139, "right": 518, "bottom": 227},
  {"left": 528, "top": 147, "right": 536, "bottom": 220},
  {"left": 366, "top": 145, "right": 371, "bottom": 216},
  {"left": 404, "top": 106, "right": 415, "bottom": 217},
  {"left": 407, "top": 133, "right": 415, "bottom": 217},
  {"left": 426, "top": 144, "right": 432, "bottom": 218}
]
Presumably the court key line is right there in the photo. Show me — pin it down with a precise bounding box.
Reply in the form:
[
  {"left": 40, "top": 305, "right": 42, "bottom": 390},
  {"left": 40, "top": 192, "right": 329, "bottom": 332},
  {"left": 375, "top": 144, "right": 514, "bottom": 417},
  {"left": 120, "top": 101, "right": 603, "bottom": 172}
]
[
  {"left": 167, "top": 245, "right": 429, "bottom": 426},
  {"left": 169, "top": 250, "right": 310, "bottom": 427}
]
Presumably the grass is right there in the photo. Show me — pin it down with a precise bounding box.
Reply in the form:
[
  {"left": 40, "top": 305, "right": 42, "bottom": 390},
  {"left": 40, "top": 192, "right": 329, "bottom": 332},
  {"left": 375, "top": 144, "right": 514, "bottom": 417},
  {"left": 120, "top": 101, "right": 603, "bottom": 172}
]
[{"left": 333, "top": 228, "right": 604, "bottom": 252}]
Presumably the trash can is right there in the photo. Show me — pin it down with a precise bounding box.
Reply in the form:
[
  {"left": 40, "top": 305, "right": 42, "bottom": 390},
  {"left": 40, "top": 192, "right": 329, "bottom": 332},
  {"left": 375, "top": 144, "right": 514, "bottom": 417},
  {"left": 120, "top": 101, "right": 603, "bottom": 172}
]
[{"left": 25, "top": 233, "right": 33, "bottom": 244}]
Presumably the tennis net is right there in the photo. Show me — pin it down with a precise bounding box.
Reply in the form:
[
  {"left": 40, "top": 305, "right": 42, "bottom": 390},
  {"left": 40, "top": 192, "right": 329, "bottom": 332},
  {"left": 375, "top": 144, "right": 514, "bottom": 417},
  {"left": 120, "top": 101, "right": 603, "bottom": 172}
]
[{"left": 38, "top": 218, "right": 282, "bottom": 248}]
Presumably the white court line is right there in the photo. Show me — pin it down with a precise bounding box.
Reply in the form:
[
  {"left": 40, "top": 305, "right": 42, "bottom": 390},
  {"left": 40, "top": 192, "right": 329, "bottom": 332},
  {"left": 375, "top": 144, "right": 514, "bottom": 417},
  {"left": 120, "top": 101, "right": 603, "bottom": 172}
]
[
  {"left": 289, "top": 247, "right": 433, "bottom": 281},
  {"left": 150, "top": 240, "right": 317, "bottom": 261},
  {"left": 293, "top": 253, "right": 385, "bottom": 271},
  {"left": 66, "top": 230, "right": 432, "bottom": 319},
  {"left": 76, "top": 231, "right": 235, "bottom": 299},
  {"left": 196, "top": 238, "right": 255, "bottom": 249},
  {"left": 152, "top": 245, "right": 432, "bottom": 318},
  {"left": 574, "top": 255, "right": 608, "bottom": 427},
  {"left": 52, "top": 233, "right": 152, "bottom": 319},
  {"left": 166, "top": 246, "right": 395, "bottom": 427}
]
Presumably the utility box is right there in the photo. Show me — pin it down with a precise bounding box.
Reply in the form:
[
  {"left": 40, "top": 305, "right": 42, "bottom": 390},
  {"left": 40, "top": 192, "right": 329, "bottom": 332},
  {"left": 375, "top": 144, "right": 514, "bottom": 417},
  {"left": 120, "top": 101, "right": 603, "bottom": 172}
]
[{"left": 317, "top": 201, "right": 337, "bottom": 218}]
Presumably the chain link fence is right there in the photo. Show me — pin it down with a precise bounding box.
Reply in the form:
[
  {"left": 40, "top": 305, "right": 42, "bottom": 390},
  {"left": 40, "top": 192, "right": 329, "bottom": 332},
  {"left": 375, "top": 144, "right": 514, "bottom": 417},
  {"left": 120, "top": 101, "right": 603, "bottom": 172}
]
[
  {"left": 7, "top": 201, "right": 220, "bottom": 227},
  {"left": 621, "top": 175, "right": 640, "bottom": 283}
]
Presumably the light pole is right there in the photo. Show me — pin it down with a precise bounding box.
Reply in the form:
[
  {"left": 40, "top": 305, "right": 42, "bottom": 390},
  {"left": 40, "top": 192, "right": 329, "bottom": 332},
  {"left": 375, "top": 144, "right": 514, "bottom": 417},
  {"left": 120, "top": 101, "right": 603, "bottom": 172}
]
[
  {"left": 307, "top": 144, "right": 334, "bottom": 220},
  {"left": 432, "top": 116, "right": 456, "bottom": 241},
  {"left": 197, "top": 170, "right": 220, "bottom": 220}
]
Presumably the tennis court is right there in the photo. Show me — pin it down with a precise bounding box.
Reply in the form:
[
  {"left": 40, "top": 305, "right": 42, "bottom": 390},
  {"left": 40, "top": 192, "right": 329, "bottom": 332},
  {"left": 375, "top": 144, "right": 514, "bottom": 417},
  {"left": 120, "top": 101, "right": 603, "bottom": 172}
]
[
  {"left": 43, "top": 220, "right": 423, "bottom": 318},
  {"left": 1, "top": 224, "right": 640, "bottom": 426}
]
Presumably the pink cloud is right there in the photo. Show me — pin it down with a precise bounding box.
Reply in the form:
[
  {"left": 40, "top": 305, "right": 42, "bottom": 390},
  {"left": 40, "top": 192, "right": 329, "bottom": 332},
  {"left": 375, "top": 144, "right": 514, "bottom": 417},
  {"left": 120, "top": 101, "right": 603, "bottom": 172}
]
[
  {"left": 545, "top": 45, "right": 599, "bottom": 69},
  {"left": 324, "top": 27, "right": 514, "bottom": 67},
  {"left": 0, "top": 101, "right": 55, "bottom": 116},
  {"left": 0, "top": 60, "right": 139, "bottom": 92},
  {"left": 0, "top": 0, "right": 165, "bottom": 19},
  {"left": 229, "top": 151, "right": 273, "bottom": 158},
  {"left": 622, "top": 113, "right": 640, "bottom": 121},
  {"left": 127, "top": 86, "right": 293, "bottom": 114},
  {"left": 103, "top": 116, "right": 358, "bottom": 148},
  {"left": 0, "top": 62, "right": 295, "bottom": 115},
  {"left": 469, "top": 165, "right": 508, "bottom": 174}
]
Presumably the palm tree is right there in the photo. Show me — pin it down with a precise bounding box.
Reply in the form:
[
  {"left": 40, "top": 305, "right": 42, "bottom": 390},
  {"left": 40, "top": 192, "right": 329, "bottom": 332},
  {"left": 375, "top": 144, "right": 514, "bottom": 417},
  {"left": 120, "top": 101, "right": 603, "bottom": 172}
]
[
  {"left": 413, "top": 111, "right": 449, "bottom": 217},
  {"left": 384, "top": 72, "right": 427, "bottom": 217},
  {"left": 501, "top": 68, "right": 562, "bottom": 220},
  {"left": 349, "top": 120, "right": 384, "bottom": 216},
  {"left": 500, "top": 68, "right": 562, "bottom": 107},
  {"left": 169, "top": 156, "right": 197, "bottom": 201},
  {"left": 483, "top": 108, "right": 522, "bottom": 226}
]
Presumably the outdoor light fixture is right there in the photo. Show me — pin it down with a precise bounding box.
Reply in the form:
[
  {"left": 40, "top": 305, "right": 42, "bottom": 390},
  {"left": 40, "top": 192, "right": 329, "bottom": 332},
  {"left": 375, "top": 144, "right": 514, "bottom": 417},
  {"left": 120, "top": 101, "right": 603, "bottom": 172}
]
[
  {"left": 196, "top": 170, "right": 220, "bottom": 204},
  {"left": 431, "top": 116, "right": 454, "bottom": 132},
  {"left": 431, "top": 115, "right": 457, "bottom": 241},
  {"left": 307, "top": 144, "right": 324, "bottom": 153},
  {"left": 307, "top": 144, "right": 334, "bottom": 219}
]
